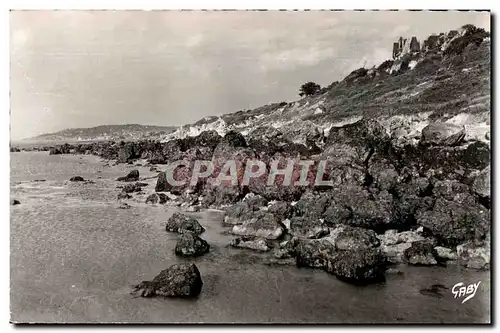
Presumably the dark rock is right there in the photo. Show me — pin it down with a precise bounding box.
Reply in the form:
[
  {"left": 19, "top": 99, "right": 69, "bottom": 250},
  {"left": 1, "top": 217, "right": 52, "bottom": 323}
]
[
  {"left": 118, "top": 202, "right": 131, "bottom": 209},
  {"left": 230, "top": 236, "right": 272, "bottom": 252},
  {"left": 132, "top": 263, "right": 203, "bottom": 297},
  {"left": 175, "top": 232, "right": 210, "bottom": 257},
  {"left": 293, "top": 192, "right": 330, "bottom": 219},
  {"left": 403, "top": 240, "right": 438, "bottom": 266},
  {"left": 289, "top": 216, "right": 330, "bottom": 239},
  {"left": 155, "top": 171, "right": 168, "bottom": 192},
  {"left": 462, "top": 142, "right": 490, "bottom": 169},
  {"left": 334, "top": 226, "right": 380, "bottom": 251},
  {"left": 457, "top": 237, "right": 490, "bottom": 270},
  {"left": 146, "top": 193, "right": 159, "bottom": 204},
  {"left": 11, "top": 199, "right": 21, "bottom": 205},
  {"left": 224, "top": 201, "right": 254, "bottom": 225},
  {"left": 231, "top": 211, "right": 284, "bottom": 240},
  {"left": 294, "top": 238, "right": 336, "bottom": 269},
  {"left": 117, "top": 169, "right": 139, "bottom": 182},
  {"left": 416, "top": 181, "right": 489, "bottom": 247},
  {"left": 166, "top": 212, "right": 205, "bottom": 235},
  {"left": 326, "top": 248, "right": 387, "bottom": 285},
  {"left": 69, "top": 176, "right": 85, "bottom": 182},
  {"left": 242, "top": 194, "right": 268, "bottom": 209},
  {"left": 472, "top": 166, "right": 490, "bottom": 198},
  {"left": 122, "top": 182, "right": 148, "bottom": 193}
]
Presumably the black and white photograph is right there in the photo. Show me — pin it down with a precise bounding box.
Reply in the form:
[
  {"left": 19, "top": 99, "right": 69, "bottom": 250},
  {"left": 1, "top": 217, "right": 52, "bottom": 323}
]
[{"left": 9, "top": 8, "right": 491, "bottom": 324}]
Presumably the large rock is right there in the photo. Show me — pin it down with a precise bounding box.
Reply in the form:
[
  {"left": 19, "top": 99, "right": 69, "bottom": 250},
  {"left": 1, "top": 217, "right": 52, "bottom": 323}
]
[
  {"left": 457, "top": 237, "right": 490, "bottom": 270},
  {"left": 155, "top": 171, "right": 169, "bottom": 192},
  {"left": 117, "top": 169, "right": 139, "bottom": 182},
  {"left": 145, "top": 193, "right": 168, "bottom": 204},
  {"left": 175, "top": 232, "right": 210, "bottom": 257},
  {"left": 416, "top": 180, "right": 490, "bottom": 247},
  {"left": 223, "top": 201, "right": 255, "bottom": 225},
  {"left": 10, "top": 199, "right": 21, "bottom": 205},
  {"left": 472, "top": 166, "right": 490, "bottom": 198},
  {"left": 289, "top": 216, "right": 330, "bottom": 239},
  {"left": 231, "top": 211, "right": 284, "bottom": 240},
  {"left": 334, "top": 226, "right": 380, "bottom": 250},
  {"left": 403, "top": 240, "right": 438, "bottom": 266},
  {"left": 326, "top": 248, "right": 387, "bottom": 285},
  {"left": 230, "top": 236, "right": 272, "bottom": 252},
  {"left": 132, "top": 263, "right": 203, "bottom": 297},
  {"left": 166, "top": 212, "right": 205, "bottom": 236},
  {"left": 378, "top": 229, "right": 428, "bottom": 263},
  {"left": 267, "top": 201, "right": 293, "bottom": 220},
  {"left": 294, "top": 238, "right": 336, "bottom": 269},
  {"left": 420, "top": 122, "right": 466, "bottom": 146},
  {"left": 293, "top": 192, "right": 330, "bottom": 219},
  {"left": 69, "top": 176, "right": 85, "bottom": 182},
  {"left": 121, "top": 182, "right": 148, "bottom": 193}
]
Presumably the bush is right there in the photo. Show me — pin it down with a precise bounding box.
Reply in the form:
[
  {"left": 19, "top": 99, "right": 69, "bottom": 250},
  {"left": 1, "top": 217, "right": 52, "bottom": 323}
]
[
  {"left": 444, "top": 25, "right": 490, "bottom": 56},
  {"left": 299, "top": 81, "right": 321, "bottom": 97}
]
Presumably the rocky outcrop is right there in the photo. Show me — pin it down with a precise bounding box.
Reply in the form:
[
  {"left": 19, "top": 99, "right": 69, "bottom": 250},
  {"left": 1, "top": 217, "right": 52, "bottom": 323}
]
[
  {"left": 231, "top": 211, "right": 284, "bottom": 240},
  {"left": 166, "top": 212, "right": 205, "bottom": 236},
  {"left": 132, "top": 263, "right": 203, "bottom": 297},
  {"left": 175, "top": 232, "right": 210, "bottom": 257}
]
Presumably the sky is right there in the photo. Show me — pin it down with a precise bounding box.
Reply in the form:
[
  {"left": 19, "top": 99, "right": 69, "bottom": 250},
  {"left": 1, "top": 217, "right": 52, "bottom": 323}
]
[{"left": 10, "top": 10, "right": 490, "bottom": 140}]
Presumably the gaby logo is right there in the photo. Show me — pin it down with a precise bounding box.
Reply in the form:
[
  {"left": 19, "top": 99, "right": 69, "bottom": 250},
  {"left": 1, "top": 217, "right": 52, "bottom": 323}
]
[{"left": 452, "top": 281, "right": 481, "bottom": 304}]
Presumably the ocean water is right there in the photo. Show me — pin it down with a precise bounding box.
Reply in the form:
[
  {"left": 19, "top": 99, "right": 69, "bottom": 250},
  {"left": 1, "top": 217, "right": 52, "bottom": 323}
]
[{"left": 10, "top": 152, "right": 491, "bottom": 323}]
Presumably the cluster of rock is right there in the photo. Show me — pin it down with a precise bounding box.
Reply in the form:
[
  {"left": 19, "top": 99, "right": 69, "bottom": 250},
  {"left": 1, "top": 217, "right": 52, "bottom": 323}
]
[{"left": 132, "top": 212, "right": 208, "bottom": 298}]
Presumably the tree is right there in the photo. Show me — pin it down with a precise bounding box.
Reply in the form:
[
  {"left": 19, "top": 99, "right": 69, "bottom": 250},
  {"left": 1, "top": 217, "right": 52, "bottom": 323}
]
[{"left": 299, "top": 81, "right": 321, "bottom": 97}]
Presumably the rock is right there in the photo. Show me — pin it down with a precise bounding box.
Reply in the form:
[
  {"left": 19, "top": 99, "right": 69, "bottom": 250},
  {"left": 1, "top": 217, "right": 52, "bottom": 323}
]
[
  {"left": 420, "top": 122, "right": 465, "bottom": 146},
  {"left": 434, "top": 246, "right": 458, "bottom": 261},
  {"left": 118, "top": 202, "right": 131, "bottom": 209},
  {"left": 416, "top": 182, "right": 490, "bottom": 247},
  {"left": 472, "top": 166, "right": 490, "bottom": 198},
  {"left": 293, "top": 192, "right": 330, "bottom": 219},
  {"left": 166, "top": 212, "right": 205, "bottom": 235},
  {"left": 289, "top": 216, "right": 330, "bottom": 239},
  {"left": 403, "top": 240, "right": 438, "bottom": 266},
  {"left": 231, "top": 211, "right": 284, "bottom": 240},
  {"left": 69, "top": 176, "right": 85, "bottom": 182},
  {"left": 132, "top": 263, "right": 203, "bottom": 297},
  {"left": 326, "top": 248, "right": 387, "bottom": 285},
  {"left": 457, "top": 239, "right": 490, "bottom": 270},
  {"left": 11, "top": 199, "right": 20, "bottom": 205},
  {"left": 145, "top": 193, "right": 167, "bottom": 204},
  {"left": 294, "top": 238, "right": 336, "bottom": 269},
  {"left": 242, "top": 193, "right": 268, "bottom": 209},
  {"left": 334, "top": 226, "right": 380, "bottom": 250},
  {"left": 230, "top": 236, "right": 272, "bottom": 252},
  {"left": 175, "top": 232, "right": 210, "bottom": 257},
  {"left": 223, "top": 201, "right": 254, "bottom": 225},
  {"left": 117, "top": 192, "right": 132, "bottom": 200},
  {"left": 155, "top": 171, "right": 168, "bottom": 192},
  {"left": 117, "top": 169, "right": 139, "bottom": 182},
  {"left": 267, "top": 201, "right": 293, "bottom": 220},
  {"left": 122, "top": 182, "right": 148, "bottom": 193}
]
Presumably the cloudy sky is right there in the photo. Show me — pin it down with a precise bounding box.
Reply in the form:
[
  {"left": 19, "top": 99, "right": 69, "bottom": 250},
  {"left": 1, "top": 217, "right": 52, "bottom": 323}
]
[{"left": 10, "top": 10, "right": 490, "bottom": 140}]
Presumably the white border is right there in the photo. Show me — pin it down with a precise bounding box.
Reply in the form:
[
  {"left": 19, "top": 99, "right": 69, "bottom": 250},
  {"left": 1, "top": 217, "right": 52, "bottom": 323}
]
[{"left": 2, "top": 1, "right": 496, "bottom": 332}]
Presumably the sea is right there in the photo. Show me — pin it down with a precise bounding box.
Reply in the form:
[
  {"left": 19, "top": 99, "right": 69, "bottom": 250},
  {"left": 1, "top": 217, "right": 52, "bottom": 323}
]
[{"left": 10, "top": 151, "right": 491, "bottom": 323}]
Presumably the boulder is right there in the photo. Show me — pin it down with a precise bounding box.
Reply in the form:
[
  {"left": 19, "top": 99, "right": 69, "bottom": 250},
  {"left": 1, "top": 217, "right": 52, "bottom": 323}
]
[
  {"left": 434, "top": 246, "right": 458, "bottom": 261},
  {"left": 230, "top": 236, "right": 272, "bottom": 252},
  {"left": 10, "top": 199, "right": 20, "bottom": 205},
  {"left": 132, "top": 263, "right": 203, "bottom": 297},
  {"left": 145, "top": 193, "right": 168, "bottom": 204},
  {"left": 242, "top": 193, "right": 268, "bottom": 210},
  {"left": 117, "top": 169, "right": 139, "bottom": 182},
  {"left": 378, "top": 229, "right": 428, "bottom": 264},
  {"left": 334, "top": 226, "right": 380, "bottom": 251},
  {"left": 118, "top": 202, "right": 131, "bottom": 209},
  {"left": 293, "top": 192, "right": 330, "bottom": 219},
  {"left": 403, "top": 240, "right": 438, "bottom": 266},
  {"left": 166, "top": 212, "right": 205, "bottom": 236},
  {"left": 326, "top": 248, "right": 387, "bottom": 284},
  {"left": 175, "top": 232, "right": 210, "bottom": 257},
  {"left": 472, "top": 166, "right": 490, "bottom": 198},
  {"left": 69, "top": 176, "right": 85, "bottom": 182},
  {"left": 231, "top": 211, "right": 284, "bottom": 240},
  {"left": 289, "top": 216, "right": 330, "bottom": 239},
  {"left": 122, "top": 182, "right": 147, "bottom": 193},
  {"left": 457, "top": 238, "right": 490, "bottom": 270},
  {"left": 420, "top": 122, "right": 465, "bottom": 146},
  {"left": 223, "top": 201, "right": 254, "bottom": 225},
  {"left": 294, "top": 238, "right": 336, "bottom": 269}
]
